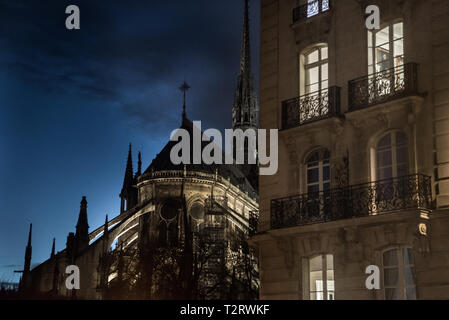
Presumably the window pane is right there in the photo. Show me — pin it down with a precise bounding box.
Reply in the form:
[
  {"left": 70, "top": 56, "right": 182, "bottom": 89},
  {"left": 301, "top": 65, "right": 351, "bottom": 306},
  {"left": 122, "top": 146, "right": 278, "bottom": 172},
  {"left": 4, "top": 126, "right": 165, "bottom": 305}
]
[
  {"left": 308, "top": 185, "right": 319, "bottom": 194},
  {"left": 385, "top": 288, "right": 400, "bottom": 300},
  {"left": 307, "top": 50, "right": 319, "bottom": 64},
  {"left": 326, "top": 254, "right": 334, "bottom": 270},
  {"left": 377, "top": 150, "right": 393, "bottom": 168},
  {"left": 383, "top": 249, "right": 398, "bottom": 266},
  {"left": 403, "top": 248, "right": 415, "bottom": 265},
  {"left": 322, "top": 0, "right": 330, "bottom": 11},
  {"left": 323, "top": 166, "right": 330, "bottom": 181},
  {"left": 378, "top": 134, "right": 392, "bottom": 148},
  {"left": 321, "top": 46, "right": 328, "bottom": 60},
  {"left": 396, "top": 146, "right": 408, "bottom": 164},
  {"left": 397, "top": 164, "right": 408, "bottom": 177},
  {"left": 396, "top": 132, "right": 407, "bottom": 145},
  {"left": 321, "top": 63, "right": 328, "bottom": 81},
  {"left": 321, "top": 80, "right": 329, "bottom": 91},
  {"left": 404, "top": 267, "right": 416, "bottom": 286},
  {"left": 376, "top": 27, "right": 390, "bottom": 46},
  {"left": 384, "top": 268, "right": 399, "bottom": 286},
  {"left": 309, "top": 255, "right": 323, "bottom": 272},
  {"left": 377, "top": 167, "right": 393, "bottom": 180},
  {"left": 310, "top": 292, "right": 323, "bottom": 301},
  {"left": 308, "top": 160, "right": 319, "bottom": 168},
  {"left": 406, "top": 287, "right": 417, "bottom": 300},
  {"left": 308, "top": 168, "right": 319, "bottom": 183},
  {"left": 306, "top": 83, "right": 319, "bottom": 94},
  {"left": 394, "top": 39, "right": 404, "bottom": 60},
  {"left": 310, "top": 255, "right": 324, "bottom": 300},
  {"left": 306, "top": 66, "right": 319, "bottom": 86},
  {"left": 393, "top": 22, "right": 403, "bottom": 40}
]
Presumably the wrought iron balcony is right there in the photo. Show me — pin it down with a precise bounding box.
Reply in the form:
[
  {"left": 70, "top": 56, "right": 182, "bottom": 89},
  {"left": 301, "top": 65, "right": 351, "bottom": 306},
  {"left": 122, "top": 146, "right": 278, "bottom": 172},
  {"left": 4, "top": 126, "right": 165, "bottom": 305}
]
[
  {"left": 271, "top": 174, "right": 432, "bottom": 230},
  {"left": 348, "top": 63, "right": 418, "bottom": 112},
  {"left": 282, "top": 86, "right": 341, "bottom": 130},
  {"left": 293, "top": 0, "right": 331, "bottom": 23}
]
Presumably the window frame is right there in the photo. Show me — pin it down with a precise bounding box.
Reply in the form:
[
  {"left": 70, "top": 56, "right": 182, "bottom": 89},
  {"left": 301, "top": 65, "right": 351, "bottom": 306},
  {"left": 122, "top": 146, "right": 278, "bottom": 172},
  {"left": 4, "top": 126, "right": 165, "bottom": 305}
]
[
  {"left": 382, "top": 247, "right": 417, "bottom": 300},
  {"left": 302, "top": 254, "right": 335, "bottom": 300},
  {"left": 301, "top": 45, "right": 329, "bottom": 96},
  {"left": 368, "top": 21, "right": 405, "bottom": 75},
  {"left": 374, "top": 131, "right": 408, "bottom": 181},
  {"left": 305, "top": 148, "right": 331, "bottom": 194}
]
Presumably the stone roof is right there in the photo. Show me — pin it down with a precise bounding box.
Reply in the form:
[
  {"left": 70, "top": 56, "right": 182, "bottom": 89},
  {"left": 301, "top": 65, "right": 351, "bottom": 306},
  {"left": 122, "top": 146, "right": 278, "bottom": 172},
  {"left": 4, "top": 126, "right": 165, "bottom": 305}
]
[{"left": 143, "top": 116, "right": 257, "bottom": 198}]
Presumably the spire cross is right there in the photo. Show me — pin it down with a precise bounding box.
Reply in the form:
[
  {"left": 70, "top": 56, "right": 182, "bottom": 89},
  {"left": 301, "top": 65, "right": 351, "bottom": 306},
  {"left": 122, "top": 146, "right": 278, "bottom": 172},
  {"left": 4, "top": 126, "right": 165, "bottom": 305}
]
[{"left": 179, "top": 81, "right": 190, "bottom": 117}]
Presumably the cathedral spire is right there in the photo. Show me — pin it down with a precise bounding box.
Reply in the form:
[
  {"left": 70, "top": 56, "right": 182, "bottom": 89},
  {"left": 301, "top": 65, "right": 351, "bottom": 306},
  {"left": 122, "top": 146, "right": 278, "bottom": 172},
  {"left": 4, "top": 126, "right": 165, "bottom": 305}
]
[
  {"left": 50, "top": 238, "right": 55, "bottom": 259},
  {"left": 137, "top": 151, "right": 142, "bottom": 176},
  {"left": 232, "top": 0, "right": 259, "bottom": 130},
  {"left": 24, "top": 223, "right": 32, "bottom": 273},
  {"left": 241, "top": 0, "right": 251, "bottom": 74},
  {"left": 179, "top": 81, "right": 190, "bottom": 121},
  {"left": 75, "top": 196, "right": 89, "bottom": 251},
  {"left": 123, "top": 143, "right": 134, "bottom": 189},
  {"left": 120, "top": 144, "right": 138, "bottom": 213}
]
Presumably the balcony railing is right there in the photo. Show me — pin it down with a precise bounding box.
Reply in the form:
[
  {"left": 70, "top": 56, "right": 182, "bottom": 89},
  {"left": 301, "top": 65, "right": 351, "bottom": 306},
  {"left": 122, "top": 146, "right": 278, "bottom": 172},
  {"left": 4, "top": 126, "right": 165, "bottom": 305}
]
[
  {"left": 348, "top": 63, "right": 418, "bottom": 112},
  {"left": 271, "top": 174, "right": 432, "bottom": 230},
  {"left": 293, "top": 0, "right": 331, "bottom": 23},
  {"left": 282, "top": 86, "right": 341, "bottom": 130}
]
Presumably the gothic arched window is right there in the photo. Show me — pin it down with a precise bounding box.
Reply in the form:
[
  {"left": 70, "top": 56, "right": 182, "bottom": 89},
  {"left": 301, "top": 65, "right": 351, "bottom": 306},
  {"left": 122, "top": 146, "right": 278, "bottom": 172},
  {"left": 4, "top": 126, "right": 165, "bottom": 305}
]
[{"left": 159, "top": 199, "right": 180, "bottom": 247}]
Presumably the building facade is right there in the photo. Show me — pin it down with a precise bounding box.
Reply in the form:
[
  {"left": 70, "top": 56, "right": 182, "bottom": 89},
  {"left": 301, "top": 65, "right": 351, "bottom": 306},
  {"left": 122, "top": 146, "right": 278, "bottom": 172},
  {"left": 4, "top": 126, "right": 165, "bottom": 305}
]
[{"left": 252, "top": 0, "right": 449, "bottom": 300}]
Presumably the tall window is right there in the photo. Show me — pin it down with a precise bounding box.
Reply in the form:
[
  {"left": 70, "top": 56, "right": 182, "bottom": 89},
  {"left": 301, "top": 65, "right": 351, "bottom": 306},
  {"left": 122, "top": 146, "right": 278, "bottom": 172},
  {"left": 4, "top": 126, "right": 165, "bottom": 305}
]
[
  {"left": 309, "top": 254, "right": 335, "bottom": 300},
  {"left": 376, "top": 132, "right": 408, "bottom": 181},
  {"left": 368, "top": 22, "right": 404, "bottom": 74},
  {"left": 303, "top": 45, "right": 328, "bottom": 95},
  {"left": 383, "top": 248, "right": 417, "bottom": 300},
  {"left": 367, "top": 22, "right": 405, "bottom": 99},
  {"left": 306, "top": 149, "right": 331, "bottom": 194}
]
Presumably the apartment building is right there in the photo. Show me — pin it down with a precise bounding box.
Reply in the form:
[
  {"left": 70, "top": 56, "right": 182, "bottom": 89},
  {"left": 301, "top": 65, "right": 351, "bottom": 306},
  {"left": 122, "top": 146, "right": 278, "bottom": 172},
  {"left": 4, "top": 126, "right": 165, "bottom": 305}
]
[{"left": 252, "top": 0, "right": 449, "bottom": 300}]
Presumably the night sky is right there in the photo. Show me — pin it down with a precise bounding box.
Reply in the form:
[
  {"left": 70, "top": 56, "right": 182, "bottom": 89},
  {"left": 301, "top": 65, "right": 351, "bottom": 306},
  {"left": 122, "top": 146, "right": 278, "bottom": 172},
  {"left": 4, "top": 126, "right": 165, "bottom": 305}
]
[{"left": 0, "top": 0, "right": 260, "bottom": 282}]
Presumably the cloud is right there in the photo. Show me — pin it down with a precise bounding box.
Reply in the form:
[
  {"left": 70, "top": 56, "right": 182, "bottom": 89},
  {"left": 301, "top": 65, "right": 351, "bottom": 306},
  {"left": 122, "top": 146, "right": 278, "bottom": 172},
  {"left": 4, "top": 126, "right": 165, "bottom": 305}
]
[{"left": 0, "top": 0, "right": 259, "bottom": 136}]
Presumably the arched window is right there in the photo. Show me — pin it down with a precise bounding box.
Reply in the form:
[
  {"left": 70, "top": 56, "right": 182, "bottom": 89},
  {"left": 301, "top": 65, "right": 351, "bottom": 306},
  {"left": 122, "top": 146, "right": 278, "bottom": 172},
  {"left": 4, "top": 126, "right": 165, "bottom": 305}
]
[
  {"left": 301, "top": 44, "right": 328, "bottom": 96},
  {"left": 375, "top": 131, "right": 408, "bottom": 181},
  {"left": 306, "top": 149, "right": 331, "bottom": 194},
  {"left": 383, "top": 247, "right": 416, "bottom": 300}
]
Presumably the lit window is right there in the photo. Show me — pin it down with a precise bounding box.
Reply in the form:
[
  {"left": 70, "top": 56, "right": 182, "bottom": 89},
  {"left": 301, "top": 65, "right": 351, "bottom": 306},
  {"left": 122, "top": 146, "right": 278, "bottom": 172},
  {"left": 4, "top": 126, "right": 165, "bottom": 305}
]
[
  {"left": 368, "top": 22, "right": 404, "bottom": 74},
  {"left": 383, "top": 248, "right": 416, "bottom": 300},
  {"left": 308, "top": 254, "right": 335, "bottom": 300},
  {"left": 306, "top": 0, "right": 330, "bottom": 18},
  {"left": 303, "top": 45, "right": 328, "bottom": 95}
]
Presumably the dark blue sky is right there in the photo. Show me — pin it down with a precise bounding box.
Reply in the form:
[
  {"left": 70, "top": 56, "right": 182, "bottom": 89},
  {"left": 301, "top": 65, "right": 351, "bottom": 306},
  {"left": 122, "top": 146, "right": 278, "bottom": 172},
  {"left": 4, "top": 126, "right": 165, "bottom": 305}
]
[{"left": 0, "top": 0, "right": 260, "bottom": 282}]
